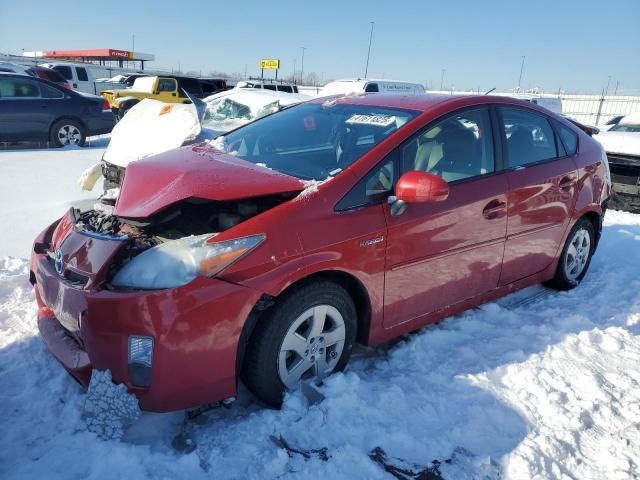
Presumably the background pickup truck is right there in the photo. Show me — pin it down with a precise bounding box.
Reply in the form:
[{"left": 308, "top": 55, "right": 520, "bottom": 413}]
[{"left": 101, "top": 76, "right": 206, "bottom": 120}]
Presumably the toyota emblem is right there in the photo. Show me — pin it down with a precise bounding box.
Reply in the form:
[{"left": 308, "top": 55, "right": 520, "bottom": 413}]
[{"left": 54, "top": 249, "right": 64, "bottom": 275}]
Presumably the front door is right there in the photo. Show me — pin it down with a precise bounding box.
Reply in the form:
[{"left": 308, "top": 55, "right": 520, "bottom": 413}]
[
  {"left": 383, "top": 106, "right": 508, "bottom": 328},
  {"left": 497, "top": 106, "right": 578, "bottom": 285}
]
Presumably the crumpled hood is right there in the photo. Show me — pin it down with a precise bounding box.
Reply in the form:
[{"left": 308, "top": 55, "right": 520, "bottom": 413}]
[
  {"left": 114, "top": 144, "right": 305, "bottom": 219},
  {"left": 102, "top": 99, "right": 202, "bottom": 168},
  {"left": 594, "top": 131, "right": 640, "bottom": 157}
]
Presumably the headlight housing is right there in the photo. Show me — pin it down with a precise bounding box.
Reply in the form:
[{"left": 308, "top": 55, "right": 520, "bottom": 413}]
[{"left": 112, "top": 234, "right": 264, "bottom": 289}]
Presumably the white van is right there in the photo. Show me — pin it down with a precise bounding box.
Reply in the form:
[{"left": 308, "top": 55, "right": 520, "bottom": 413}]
[{"left": 320, "top": 78, "right": 425, "bottom": 97}]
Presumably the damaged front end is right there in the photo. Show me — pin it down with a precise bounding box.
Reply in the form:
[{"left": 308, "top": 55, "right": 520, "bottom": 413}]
[
  {"left": 75, "top": 193, "right": 294, "bottom": 289},
  {"left": 607, "top": 153, "right": 640, "bottom": 213}
]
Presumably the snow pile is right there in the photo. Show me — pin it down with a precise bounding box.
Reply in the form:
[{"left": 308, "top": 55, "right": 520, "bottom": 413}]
[{"left": 83, "top": 370, "right": 141, "bottom": 440}]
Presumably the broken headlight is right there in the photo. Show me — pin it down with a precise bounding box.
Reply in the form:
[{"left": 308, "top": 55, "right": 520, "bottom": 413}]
[{"left": 112, "top": 234, "right": 264, "bottom": 289}]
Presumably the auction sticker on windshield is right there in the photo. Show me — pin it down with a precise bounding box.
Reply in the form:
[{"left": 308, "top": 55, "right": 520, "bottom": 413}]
[{"left": 346, "top": 114, "right": 396, "bottom": 127}]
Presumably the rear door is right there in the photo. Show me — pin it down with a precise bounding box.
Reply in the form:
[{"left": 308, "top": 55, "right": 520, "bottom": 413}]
[
  {"left": 383, "top": 106, "right": 508, "bottom": 328},
  {"left": 0, "top": 76, "right": 51, "bottom": 141},
  {"left": 497, "top": 106, "right": 578, "bottom": 285}
]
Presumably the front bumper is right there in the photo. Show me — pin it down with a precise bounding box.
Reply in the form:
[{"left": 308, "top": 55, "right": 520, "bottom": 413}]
[{"left": 31, "top": 225, "right": 262, "bottom": 412}]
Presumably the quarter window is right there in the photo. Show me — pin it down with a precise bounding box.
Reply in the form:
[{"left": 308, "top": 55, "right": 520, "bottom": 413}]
[
  {"left": 555, "top": 123, "right": 578, "bottom": 155},
  {"left": 41, "top": 84, "right": 64, "bottom": 98},
  {"left": 335, "top": 155, "right": 396, "bottom": 211},
  {"left": 400, "top": 107, "right": 495, "bottom": 182},
  {"left": 500, "top": 107, "right": 558, "bottom": 167}
]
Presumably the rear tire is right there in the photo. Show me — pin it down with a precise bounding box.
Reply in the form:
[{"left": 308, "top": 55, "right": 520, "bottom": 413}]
[
  {"left": 50, "top": 119, "right": 85, "bottom": 147},
  {"left": 545, "top": 217, "right": 595, "bottom": 291},
  {"left": 241, "top": 281, "right": 357, "bottom": 408}
]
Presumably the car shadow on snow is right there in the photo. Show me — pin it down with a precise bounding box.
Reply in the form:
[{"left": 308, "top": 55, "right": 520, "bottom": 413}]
[{"left": 1, "top": 213, "right": 639, "bottom": 479}]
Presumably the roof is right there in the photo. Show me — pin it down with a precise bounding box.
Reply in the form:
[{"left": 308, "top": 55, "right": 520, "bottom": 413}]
[
  {"left": 311, "top": 93, "right": 557, "bottom": 115},
  {"left": 311, "top": 93, "right": 464, "bottom": 112}
]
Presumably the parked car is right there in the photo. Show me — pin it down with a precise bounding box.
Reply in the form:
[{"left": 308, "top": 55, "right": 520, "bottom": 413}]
[
  {"left": 101, "top": 75, "right": 206, "bottom": 120},
  {"left": 321, "top": 78, "right": 425, "bottom": 96},
  {"left": 236, "top": 80, "right": 299, "bottom": 93},
  {"left": 0, "top": 62, "right": 71, "bottom": 89},
  {"left": 0, "top": 73, "right": 115, "bottom": 146},
  {"left": 598, "top": 115, "right": 626, "bottom": 132},
  {"left": 199, "top": 78, "right": 228, "bottom": 95},
  {"left": 594, "top": 112, "right": 640, "bottom": 212},
  {"left": 78, "top": 89, "right": 310, "bottom": 194},
  {"left": 31, "top": 93, "right": 610, "bottom": 412}
]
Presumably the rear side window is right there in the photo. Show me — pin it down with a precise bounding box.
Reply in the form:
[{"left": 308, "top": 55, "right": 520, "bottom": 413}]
[
  {"left": 53, "top": 65, "right": 73, "bottom": 80},
  {"left": 555, "top": 123, "right": 578, "bottom": 155},
  {"left": 277, "top": 85, "right": 293, "bottom": 93},
  {"left": 0, "top": 78, "right": 40, "bottom": 98},
  {"left": 263, "top": 84, "right": 277, "bottom": 91},
  {"left": 157, "top": 78, "right": 177, "bottom": 92},
  {"left": 500, "top": 107, "right": 558, "bottom": 168},
  {"left": 365, "top": 83, "right": 379, "bottom": 92},
  {"left": 76, "top": 67, "right": 89, "bottom": 81},
  {"left": 400, "top": 107, "right": 495, "bottom": 182}
]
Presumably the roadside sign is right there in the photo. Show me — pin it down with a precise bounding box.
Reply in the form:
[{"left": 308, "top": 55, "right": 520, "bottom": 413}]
[{"left": 260, "top": 59, "right": 280, "bottom": 70}]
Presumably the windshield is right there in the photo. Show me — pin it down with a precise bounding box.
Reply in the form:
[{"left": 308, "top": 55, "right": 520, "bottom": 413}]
[
  {"left": 610, "top": 123, "right": 640, "bottom": 133},
  {"left": 217, "top": 102, "right": 419, "bottom": 180}
]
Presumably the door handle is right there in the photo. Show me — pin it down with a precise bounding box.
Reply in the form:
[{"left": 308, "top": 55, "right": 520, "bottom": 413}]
[
  {"left": 559, "top": 176, "right": 576, "bottom": 191},
  {"left": 482, "top": 200, "right": 506, "bottom": 219}
]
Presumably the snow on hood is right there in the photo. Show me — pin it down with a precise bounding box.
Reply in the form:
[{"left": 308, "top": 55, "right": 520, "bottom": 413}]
[
  {"left": 201, "top": 89, "right": 309, "bottom": 133},
  {"left": 102, "top": 99, "right": 201, "bottom": 168},
  {"left": 114, "top": 143, "right": 305, "bottom": 218},
  {"left": 594, "top": 131, "right": 640, "bottom": 156}
]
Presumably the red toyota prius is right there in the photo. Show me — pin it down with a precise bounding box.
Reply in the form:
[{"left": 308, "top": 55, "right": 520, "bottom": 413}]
[{"left": 30, "top": 94, "right": 611, "bottom": 412}]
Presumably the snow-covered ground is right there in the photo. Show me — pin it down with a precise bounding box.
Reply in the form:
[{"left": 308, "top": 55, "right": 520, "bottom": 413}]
[{"left": 0, "top": 145, "right": 639, "bottom": 480}]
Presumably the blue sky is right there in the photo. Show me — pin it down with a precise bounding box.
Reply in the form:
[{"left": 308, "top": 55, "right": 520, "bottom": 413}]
[{"left": 1, "top": 0, "right": 639, "bottom": 94}]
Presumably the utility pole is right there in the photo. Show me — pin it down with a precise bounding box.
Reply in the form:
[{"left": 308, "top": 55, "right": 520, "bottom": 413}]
[
  {"left": 614, "top": 80, "right": 619, "bottom": 96},
  {"left": 364, "top": 21, "right": 374, "bottom": 78},
  {"left": 300, "top": 47, "right": 307, "bottom": 84},
  {"left": 517, "top": 56, "right": 525, "bottom": 92},
  {"left": 440, "top": 69, "right": 445, "bottom": 90},
  {"left": 604, "top": 75, "right": 612, "bottom": 96}
]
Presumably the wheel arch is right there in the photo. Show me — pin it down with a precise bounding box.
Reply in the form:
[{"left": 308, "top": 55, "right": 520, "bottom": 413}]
[
  {"left": 49, "top": 115, "right": 88, "bottom": 136},
  {"left": 235, "top": 269, "right": 373, "bottom": 378}
]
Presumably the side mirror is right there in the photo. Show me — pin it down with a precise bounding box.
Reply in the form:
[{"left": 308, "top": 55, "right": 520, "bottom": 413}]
[{"left": 388, "top": 170, "right": 449, "bottom": 216}]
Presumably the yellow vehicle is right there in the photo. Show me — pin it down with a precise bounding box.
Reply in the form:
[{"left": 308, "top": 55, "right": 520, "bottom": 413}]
[{"left": 101, "top": 76, "right": 204, "bottom": 120}]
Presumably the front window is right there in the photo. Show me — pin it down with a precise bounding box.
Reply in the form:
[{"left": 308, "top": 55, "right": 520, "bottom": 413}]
[{"left": 218, "top": 102, "right": 419, "bottom": 180}]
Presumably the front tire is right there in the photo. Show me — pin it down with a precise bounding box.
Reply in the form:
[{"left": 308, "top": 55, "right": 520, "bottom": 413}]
[
  {"left": 546, "top": 217, "right": 595, "bottom": 290},
  {"left": 50, "top": 119, "right": 85, "bottom": 147},
  {"left": 242, "top": 281, "right": 357, "bottom": 408}
]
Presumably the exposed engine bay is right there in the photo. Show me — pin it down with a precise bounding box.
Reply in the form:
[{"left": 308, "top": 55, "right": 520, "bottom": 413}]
[{"left": 73, "top": 194, "right": 294, "bottom": 278}]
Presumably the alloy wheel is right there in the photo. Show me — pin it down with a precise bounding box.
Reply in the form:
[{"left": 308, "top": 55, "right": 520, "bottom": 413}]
[
  {"left": 565, "top": 227, "right": 591, "bottom": 282},
  {"left": 277, "top": 304, "right": 346, "bottom": 388},
  {"left": 57, "top": 125, "right": 82, "bottom": 146}
]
